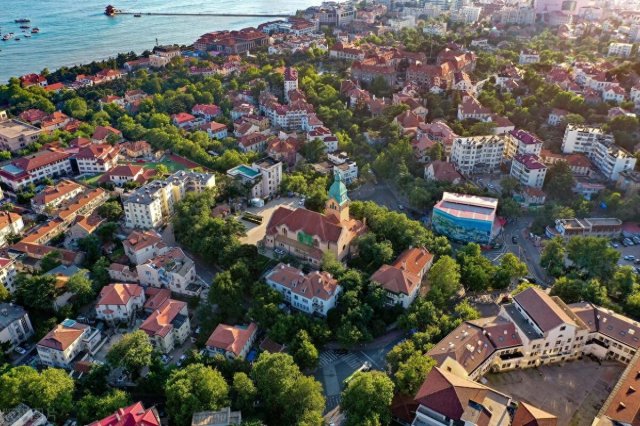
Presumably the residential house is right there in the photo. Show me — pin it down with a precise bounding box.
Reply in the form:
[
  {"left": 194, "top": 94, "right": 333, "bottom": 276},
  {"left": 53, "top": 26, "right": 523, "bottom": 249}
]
[
  {"left": 370, "top": 247, "right": 433, "bottom": 308},
  {"left": 0, "top": 404, "right": 49, "bottom": 426},
  {"left": 548, "top": 108, "right": 568, "bottom": 126},
  {"left": 424, "top": 161, "right": 463, "bottom": 184},
  {"left": 227, "top": 157, "right": 282, "bottom": 199},
  {"left": 172, "top": 113, "right": 200, "bottom": 129},
  {"left": 92, "top": 125, "right": 122, "bottom": 144},
  {"left": 88, "top": 402, "right": 161, "bottom": 426},
  {"left": 191, "top": 408, "right": 242, "bottom": 426},
  {"left": 95, "top": 283, "right": 145, "bottom": 323},
  {"left": 31, "top": 179, "right": 84, "bottom": 214},
  {"left": 238, "top": 133, "right": 269, "bottom": 153},
  {"left": 0, "top": 212, "right": 24, "bottom": 247},
  {"left": 192, "top": 104, "right": 222, "bottom": 121},
  {"left": 98, "top": 164, "right": 154, "bottom": 187},
  {"left": 202, "top": 122, "right": 228, "bottom": 140},
  {"left": 608, "top": 42, "right": 633, "bottom": 57},
  {"left": 206, "top": 323, "right": 258, "bottom": 360},
  {"left": 136, "top": 247, "right": 199, "bottom": 296},
  {"left": 518, "top": 50, "right": 540, "bottom": 65},
  {"left": 37, "top": 319, "right": 101, "bottom": 369},
  {"left": 139, "top": 298, "right": 190, "bottom": 353},
  {"left": 108, "top": 263, "right": 139, "bottom": 283},
  {"left": 73, "top": 143, "right": 120, "bottom": 174},
  {"left": 0, "top": 257, "right": 18, "bottom": 294},
  {"left": 327, "top": 152, "right": 358, "bottom": 184},
  {"left": 121, "top": 141, "right": 153, "bottom": 159},
  {"left": 457, "top": 95, "right": 492, "bottom": 121},
  {"left": 0, "top": 303, "right": 34, "bottom": 349},
  {"left": 265, "top": 263, "right": 341, "bottom": 316},
  {"left": 0, "top": 149, "right": 72, "bottom": 191}
]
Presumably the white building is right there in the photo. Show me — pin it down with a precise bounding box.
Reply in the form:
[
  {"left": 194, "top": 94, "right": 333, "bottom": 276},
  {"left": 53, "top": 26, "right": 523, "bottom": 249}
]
[
  {"left": 136, "top": 247, "right": 199, "bottom": 296},
  {"left": 31, "top": 179, "right": 84, "bottom": 214},
  {"left": 0, "top": 258, "right": 18, "bottom": 295},
  {"left": 510, "top": 154, "right": 548, "bottom": 188},
  {"left": 206, "top": 322, "right": 258, "bottom": 360},
  {"left": 0, "top": 150, "right": 72, "bottom": 191},
  {"left": 0, "top": 303, "right": 33, "bottom": 349},
  {"left": 0, "top": 212, "right": 24, "bottom": 247},
  {"left": 0, "top": 110, "right": 42, "bottom": 153},
  {"left": 608, "top": 42, "right": 633, "bottom": 57},
  {"left": 37, "top": 319, "right": 101, "bottom": 369},
  {"left": 123, "top": 230, "right": 168, "bottom": 265},
  {"left": 73, "top": 144, "right": 119, "bottom": 174},
  {"left": 95, "top": 283, "right": 145, "bottom": 323},
  {"left": 505, "top": 129, "right": 543, "bottom": 159},
  {"left": 518, "top": 50, "right": 541, "bottom": 65},
  {"left": 140, "top": 298, "right": 190, "bottom": 354},
  {"left": 328, "top": 152, "right": 358, "bottom": 184},
  {"left": 123, "top": 171, "right": 215, "bottom": 229},
  {"left": 562, "top": 124, "right": 636, "bottom": 180},
  {"left": 227, "top": 157, "right": 282, "bottom": 199},
  {"left": 265, "top": 264, "right": 341, "bottom": 316},
  {"left": 500, "top": 6, "right": 536, "bottom": 25},
  {"left": 451, "top": 135, "right": 506, "bottom": 175},
  {"left": 450, "top": 6, "right": 482, "bottom": 24},
  {"left": 423, "top": 22, "right": 447, "bottom": 36}
]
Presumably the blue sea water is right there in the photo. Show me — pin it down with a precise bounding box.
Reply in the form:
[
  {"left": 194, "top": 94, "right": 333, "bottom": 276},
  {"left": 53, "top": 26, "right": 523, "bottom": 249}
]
[{"left": 0, "top": 0, "right": 332, "bottom": 82}]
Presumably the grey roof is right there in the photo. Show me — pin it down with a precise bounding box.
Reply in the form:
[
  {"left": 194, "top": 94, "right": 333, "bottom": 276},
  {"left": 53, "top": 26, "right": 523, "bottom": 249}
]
[{"left": 0, "top": 303, "right": 28, "bottom": 330}]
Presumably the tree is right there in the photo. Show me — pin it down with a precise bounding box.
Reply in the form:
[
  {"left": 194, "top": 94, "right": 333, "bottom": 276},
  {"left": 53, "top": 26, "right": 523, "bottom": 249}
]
[
  {"left": 0, "top": 366, "right": 75, "bottom": 420},
  {"left": 427, "top": 255, "right": 461, "bottom": 307},
  {"left": 208, "top": 271, "right": 243, "bottom": 320},
  {"left": 15, "top": 274, "right": 56, "bottom": 311},
  {"left": 544, "top": 161, "right": 575, "bottom": 200},
  {"left": 457, "top": 243, "right": 496, "bottom": 292},
  {"left": 341, "top": 371, "right": 395, "bottom": 426},
  {"left": 301, "top": 138, "right": 326, "bottom": 163},
  {"left": 232, "top": 372, "right": 256, "bottom": 413},
  {"left": 156, "top": 164, "right": 170, "bottom": 176},
  {"left": 165, "top": 364, "right": 229, "bottom": 426},
  {"left": 356, "top": 233, "right": 394, "bottom": 273},
  {"left": 76, "top": 389, "right": 130, "bottom": 424},
  {"left": 252, "top": 352, "right": 325, "bottom": 425},
  {"left": 566, "top": 236, "right": 619, "bottom": 280},
  {"left": 550, "top": 276, "right": 585, "bottom": 303},
  {"left": 610, "top": 266, "right": 638, "bottom": 298},
  {"left": 98, "top": 200, "right": 124, "bottom": 221},
  {"left": 540, "top": 237, "right": 566, "bottom": 278},
  {"left": 512, "top": 281, "right": 538, "bottom": 295},
  {"left": 0, "top": 284, "right": 10, "bottom": 302},
  {"left": 493, "top": 253, "right": 528, "bottom": 289},
  {"left": 321, "top": 251, "right": 345, "bottom": 277},
  {"left": 106, "top": 331, "right": 153, "bottom": 376},
  {"left": 394, "top": 353, "right": 436, "bottom": 396},
  {"left": 40, "top": 250, "right": 62, "bottom": 272},
  {"left": 66, "top": 270, "right": 95, "bottom": 305},
  {"left": 291, "top": 330, "right": 319, "bottom": 370},
  {"left": 64, "top": 97, "right": 88, "bottom": 119},
  {"left": 625, "top": 289, "right": 640, "bottom": 319}
]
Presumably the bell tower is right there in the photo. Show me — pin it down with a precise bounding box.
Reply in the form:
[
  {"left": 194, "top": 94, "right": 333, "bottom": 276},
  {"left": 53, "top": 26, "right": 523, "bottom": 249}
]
[{"left": 325, "top": 173, "right": 350, "bottom": 222}]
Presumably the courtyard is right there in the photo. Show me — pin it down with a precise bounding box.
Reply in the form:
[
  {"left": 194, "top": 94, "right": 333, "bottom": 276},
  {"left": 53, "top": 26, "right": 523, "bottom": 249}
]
[
  {"left": 484, "top": 358, "right": 625, "bottom": 426},
  {"left": 238, "top": 197, "right": 298, "bottom": 246}
]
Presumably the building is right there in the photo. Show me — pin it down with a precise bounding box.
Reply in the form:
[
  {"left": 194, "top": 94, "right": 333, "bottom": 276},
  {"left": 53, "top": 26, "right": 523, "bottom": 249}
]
[
  {"left": 194, "top": 28, "right": 268, "bottom": 54},
  {"left": 73, "top": 144, "right": 120, "bottom": 174},
  {"left": 263, "top": 173, "right": 366, "bottom": 266},
  {"left": 451, "top": 135, "right": 506, "bottom": 175},
  {"left": 123, "top": 171, "right": 216, "bottom": 229},
  {"left": 202, "top": 122, "right": 228, "bottom": 140},
  {"left": 608, "top": 42, "right": 633, "bottom": 57},
  {"left": 191, "top": 408, "right": 242, "bottom": 426},
  {"left": 0, "top": 258, "right": 18, "bottom": 295},
  {"left": 432, "top": 192, "right": 499, "bottom": 245},
  {"left": 561, "top": 125, "right": 636, "bottom": 180},
  {"left": 327, "top": 152, "right": 358, "bottom": 184},
  {"left": 123, "top": 230, "right": 168, "bottom": 265},
  {"left": 0, "top": 303, "right": 33, "bottom": 349},
  {"left": 139, "top": 298, "right": 190, "bottom": 353},
  {"left": 424, "top": 161, "right": 463, "bottom": 184},
  {"left": 99, "top": 164, "right": 152, "bottom": 187},
  {"left": 265, "top": 263, "right": 341, "bottom": 316},
  {"left": 547, "top": 217, "right": 622, "bottom": 239},
  {"left": 95, "top": 283, "right": 145, "bottom": 323},
  {"left": 510, "top": 154, "right": 547, "bottom": 189},
  {"left": 31, "top": 179, "right": 84, "bottom": 214},
  {"left": 227, "top": 157, "right": 282, "bottom": 200},
  {"left": 499, "top": 6, "right": 536, "bottom": 25},
  {"left": 370, "top": 247, "right": 434, "bottom": 308},
  {"left": 206, "top": 323, "right": 258, "bottom": 360},
  {"left": 37, "top": 319, "right": 101, "bottom": 369},
  {"left": 505, "top": 129, "right": 543, "bottom": 159},
  {"left": 0, "top": 404, "right": 49, "bottom": 426},
  {"left": 0, "top": 110, "right": 42, "bottom": 152},
  {"left": 518, "top": 50, "right": 541, "bottom": 65},
  {"left": 0, "top": 212, "right": 24, "bottom": 247},
  {"left": 92, "top": 125, "right": 122, "bottom": 144},
  {"left": 616, "top": 170, "right": 640, "bottom": 196},
  {"left": 0, "top": 149, "right": 72, "bottom": 191},
  {"left": 192, "top": 104, "right": 222, "bottom": 121},
  {"left": 284, "top": 67, "right": 299, "bottom": 101},
  {"left": 450, "top": 6, "right": 482, "bottom": 23},
  {"left": 136, "top": 247, "right": 199, "bottom": 296},
  {"left": 88, "top": 402, "right": 161, "bottom": 426}
]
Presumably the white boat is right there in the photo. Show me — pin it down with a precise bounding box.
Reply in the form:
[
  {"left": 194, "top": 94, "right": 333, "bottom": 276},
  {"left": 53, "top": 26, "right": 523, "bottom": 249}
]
[{"left": 2, "top": 33, "right": 14, "bottom": 41}]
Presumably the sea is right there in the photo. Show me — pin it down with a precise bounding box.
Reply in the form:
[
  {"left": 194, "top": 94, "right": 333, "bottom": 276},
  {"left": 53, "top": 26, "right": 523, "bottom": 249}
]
[{"left": 0, "top": 0, "right": 334, "bottom": 83}]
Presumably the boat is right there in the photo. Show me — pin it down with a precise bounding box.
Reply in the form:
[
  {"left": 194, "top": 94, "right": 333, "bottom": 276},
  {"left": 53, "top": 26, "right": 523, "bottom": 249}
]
[
  {"left": 105, "top": 5, "right": 119, "bottom": 16},
  {"left": 14, "top": 18, "right": 30, "bottom": 23},
  {"left": 23, "top": 34, "right": 31, "bottom": 38},
  {"left": 15, "top": 38, "right": 20, "bottom": 41},
  {"left": 2, "top": 33, "right": 14, "bottom": 41},
  {"left": 31, "top": 27, "right": 40, "bottom": 34},
  {"left": 134, "top": 14, "right": 142, "bottom": 17},
  {"left": 19, "top": 25, "right": 30, "bottom": 29}
]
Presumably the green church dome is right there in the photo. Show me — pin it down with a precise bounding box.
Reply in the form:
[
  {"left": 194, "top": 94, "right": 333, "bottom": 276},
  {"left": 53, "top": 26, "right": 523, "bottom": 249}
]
[{"left": 328, "top": 173, "right": 349, "bottom": 206}]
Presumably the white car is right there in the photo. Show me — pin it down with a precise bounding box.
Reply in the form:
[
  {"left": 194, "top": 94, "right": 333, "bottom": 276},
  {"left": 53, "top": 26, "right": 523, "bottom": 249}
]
[
  {"left": 14, "top": 346, "right": 26, "bottom": 355},
  {"left": 274, "top": 248, "right": 285, "bottom": 256}
]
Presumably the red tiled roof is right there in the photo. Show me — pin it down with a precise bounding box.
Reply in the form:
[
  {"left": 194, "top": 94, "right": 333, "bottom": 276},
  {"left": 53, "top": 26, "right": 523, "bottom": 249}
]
[
  {"left": 97, "top": 283, "right": 143, "bottom": 306},
  {"left": 88, "top": 402, "right": 160, "bottom": 426},
  {"left": 206, "top": 322, "right": 257, "bottom": 357},
  {"left": 11, "top": 149, "right": 70, "bottom": 173},
  {"left": 38, "top": 322, "right": 88, "bottom": 351},
  {"left": 92, "top": 125, "right": 122, "bottom": 141},
  {"left": 267, "top": 263, "right": 339, "bottom": 301},
  {"left": 514, "top": 287, "right": 576, "bottom": 333},
  {"left": 427, "top": 161, "right": 463, "bottom": 183},
  {"left": 512, "top": 402, "right": 558, "bottom": 426},
  {"left": 123, "top": 230, "right": 165, "bottom": 253},
  {"left": 266, "top": 206, "right": 343, "bottom": 244},
  {"left": 139, "top": 299, "right": 186, "bottom": 338}
]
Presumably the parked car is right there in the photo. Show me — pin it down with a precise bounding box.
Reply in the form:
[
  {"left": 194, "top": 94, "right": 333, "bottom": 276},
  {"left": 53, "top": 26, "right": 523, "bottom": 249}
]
[
  {"left": 274, "top": 248, "right": 285, "bottom": 256},
  {"left": 14, "top": 346, "right": 26, "bottom": 355},
  {"left": 512, "top": 236, "right": 518, "bottom": 244},
  {"left": 624, "top": 255, "right": 636, "bottom": 261},
  {"left": 610, "top": 242, "right": 620, "bottom": 248},
  {"left": 633, "top": 236, "right": 640, "bottom": 245},
  {"left": 623, "top": 238, "right": 634, "bottom": 247}
]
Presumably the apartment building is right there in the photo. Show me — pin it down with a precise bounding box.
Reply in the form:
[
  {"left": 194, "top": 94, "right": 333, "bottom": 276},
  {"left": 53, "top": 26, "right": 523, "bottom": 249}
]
[
  {"left": 451, "top": 135, "right": 506, "bottom": 175},
  {"left": 73, "top": 143, "right": 120, "bottom": 174},
  {"left": 0, "top": 149, "right": 72, "bottom": 191},
  {"left": 370, "top": 247, "right": 434, "bottom": 308},
  {"left": 0, "top": 303, "right": 33, "bottom": 349},
  {"left": 505, "top": 129, "right": 543, "bottom": 159},
  {"left": 547, "top": 217, "right": 622, "bottom": 239},
  {"left": 123, "top": 230, "right": 168, "bottom": 265},
  {"left": 518, "top": 50, "right": 541, "bottom": 65},
  {"left": 95, "top": 283, "right": 146, "bottom": 323},
  {"left": 450, "top": 6, "right": 482, "bottom": 23},
  {"left": 30, "top": 179, "right": 84, "bottom": 214},
  {"left": 206, "top": 323, "right": 258, "bottom": 360},
  {"left": 328, "top": 152, "right": 358, "bottom": 184},
  {"left": 0, "top": 212, "right": 24, "bottom": 247},
  {"left": 265, "top": 264, "right": 341, "bottom": 316},
  {"left": 136, "top": 247, "right": 198, "bottom": 296},
  {"left": 562, "top": 124, "right": 636, "bottom": 180},
  {"left": 608, "top": 42, "right": 633, "bottom": 57},
  {"left": 0, "top": 258, "right": 18, "bottom": 294},
  {"left": 510, "top": 154, "right": 547, "bottom": 188},
  {"left": 37, "top": 319, "right": 101, "bottom": 369},
  {"left": 227, "top": 157, "right": 282, "bottom": 199},
  {"left": 123, "top": 171, "right": 215, "bottom": 229},
  {"left": 139, "top": 299, "right": 190, "bottom": 354},
  {"left": 0, "top": 110, "right": 42, "bottom": 152}
]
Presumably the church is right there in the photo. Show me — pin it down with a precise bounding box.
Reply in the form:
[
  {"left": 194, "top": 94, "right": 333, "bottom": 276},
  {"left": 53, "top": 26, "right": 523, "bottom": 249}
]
[{"left": 263, "top": 174, "right": 366, "bottom": 267}]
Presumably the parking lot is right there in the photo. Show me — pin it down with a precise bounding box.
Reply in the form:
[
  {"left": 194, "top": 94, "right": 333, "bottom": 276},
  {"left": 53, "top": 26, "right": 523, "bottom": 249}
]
[
  {"left": 238, "top": 197, "right": 298, "bottom": 246},
  {"left": 485, "top": 358, "right": 624, "bottom": 425},
  {"left": 613, "top": 239, "right": 640, "bottom": 272}
]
